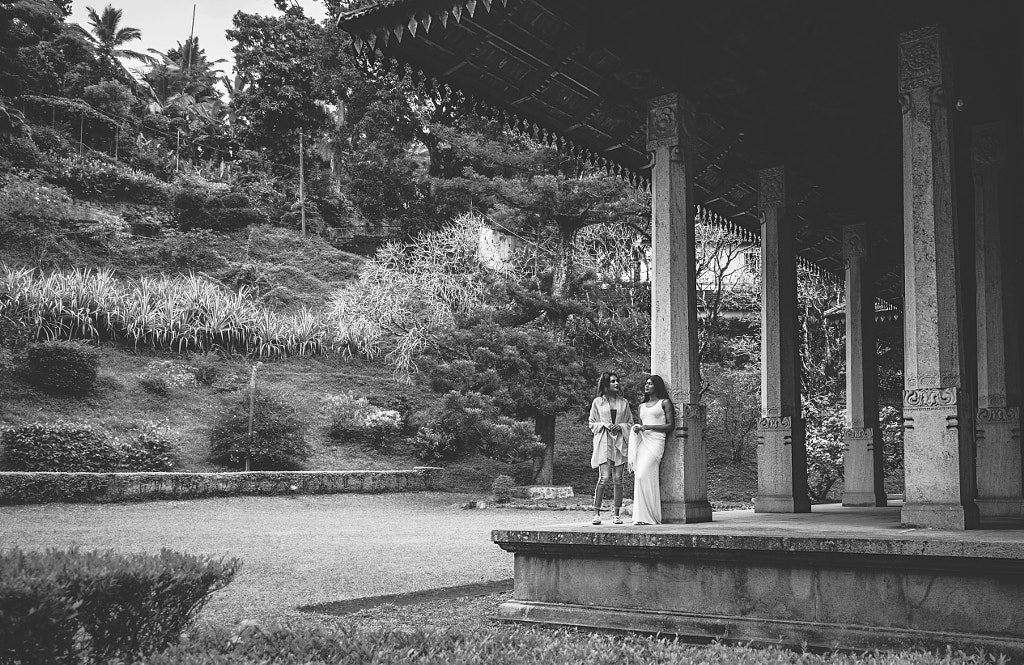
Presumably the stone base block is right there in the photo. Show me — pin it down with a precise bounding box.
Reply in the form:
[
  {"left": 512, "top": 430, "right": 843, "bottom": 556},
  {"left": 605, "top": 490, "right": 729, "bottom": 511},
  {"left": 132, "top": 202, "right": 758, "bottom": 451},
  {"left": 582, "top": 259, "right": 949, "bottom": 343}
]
[
  {"left": 510, "top": 485, "right": 574, "bottom": 500},
  {"left": 492, "top": 506, "right": 1024, "bottom": 658}
]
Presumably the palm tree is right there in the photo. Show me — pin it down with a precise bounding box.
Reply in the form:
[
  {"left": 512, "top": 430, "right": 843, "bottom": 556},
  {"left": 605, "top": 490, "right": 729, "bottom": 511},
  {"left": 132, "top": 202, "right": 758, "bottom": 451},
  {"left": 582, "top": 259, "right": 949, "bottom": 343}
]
[{"left": 76, "top": 4, "right": 154, "bottom": 84}]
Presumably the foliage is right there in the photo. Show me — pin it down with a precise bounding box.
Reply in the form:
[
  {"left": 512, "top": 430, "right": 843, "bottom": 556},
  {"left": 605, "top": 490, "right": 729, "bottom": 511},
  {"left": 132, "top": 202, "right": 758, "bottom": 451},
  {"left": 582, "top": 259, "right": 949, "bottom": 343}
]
[
  {"left": 321, "top": 392, "right": 403, "bottom": 449},
  {"left": 425, "top": 391, "right": 543, "bottom": 463},
  {"left": 227, "top": 7, "right": 330, "bottom": 163},
  {"left": 0, "top": 134, "right": 43, "bottom": 166},
  {"left": 880, "top": 404, "right": 904, "bottom": 489},
  {"left": 0, "top": 266, "right": 341, "bottom": 359},
  {"left": 704, "top": 364, "right": 760, "bottom": 462},
  {"left": 26, "top": 339, "right": 99, "bottom": 394},
  {"left": 491, "top": 473, "right": 515, "bottom": 501},
  {"left": 174, "top": 188, "right": 265, "bottom": 232},
  {"left": 0, "top": 422, "right": 115, "bottom": 471},
  {"left": 208, "top": 388, "right": 309, "bottom": 470},
  {"left": 0, "top": 177, "right": 76, "bottom": 257},
  {"left": 141, "top": 621, "right": 1005, "bottom": 665},
  {"left": 139, "top": 360, "right": 199, "bottom": 395},
  {"left": 78, "top": 3, "right": 155, "bottom": 85},
  {"left": 81, "top": 79, "right": 134, "bottom": 117},
  {"left": 326, "top": 214, "right": 511, "bottom": 373},
  {"left": 46, "top": 155, "right": 172, "bottom": 204},
  {"left": 804, "top": 399, "right": 847, "bottom": 502},
  {"left": 0, "top": 547, "right": 239, "bottom": 664},
  {"left": 0, "top": 420, "right": 175, "bottom": 472},
  {"left": 413, "top": 425, "right": 457, "bottom": 463}
]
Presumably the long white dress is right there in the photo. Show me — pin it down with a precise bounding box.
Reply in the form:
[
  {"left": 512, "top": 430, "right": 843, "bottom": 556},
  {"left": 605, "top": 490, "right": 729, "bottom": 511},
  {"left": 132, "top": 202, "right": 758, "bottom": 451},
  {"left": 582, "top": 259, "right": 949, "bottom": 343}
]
[{"left": 629, "top": 400, "right": 667, "bottom": 525}]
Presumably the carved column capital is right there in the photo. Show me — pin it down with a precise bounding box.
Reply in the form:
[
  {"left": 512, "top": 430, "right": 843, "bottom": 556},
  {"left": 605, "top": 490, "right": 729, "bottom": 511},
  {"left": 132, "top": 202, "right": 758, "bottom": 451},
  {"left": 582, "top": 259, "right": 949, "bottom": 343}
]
[
  {"left": 758, "top": 166, "right": 786, "bottom": 212},
  {"left": 972, "top": 122, "right": 1008, "bottom": 174},
  {"left": 841, "top": 224, "right": 868, "bottom": 259},
  {"left": 646, "top": 92, "right": 694, "bottom": 153},
  {"left": 898, "top": 25, "right": 946, "bottom": 93}
]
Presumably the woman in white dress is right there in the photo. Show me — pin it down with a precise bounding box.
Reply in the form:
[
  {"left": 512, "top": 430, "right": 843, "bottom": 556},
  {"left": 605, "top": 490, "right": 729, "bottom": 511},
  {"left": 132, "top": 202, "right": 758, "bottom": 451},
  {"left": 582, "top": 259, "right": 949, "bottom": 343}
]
[
  {"left": 629, "top": 375, "right": 674, "bottom": 525},
  {"left": 588, "top": 372, "right": 634, "bottom": 524}
]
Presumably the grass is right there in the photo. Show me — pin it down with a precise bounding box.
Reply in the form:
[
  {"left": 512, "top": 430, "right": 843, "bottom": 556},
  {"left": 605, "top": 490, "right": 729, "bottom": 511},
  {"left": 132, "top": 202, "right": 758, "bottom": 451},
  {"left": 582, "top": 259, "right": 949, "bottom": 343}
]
[{"left": 3, "top": 494, "right": 1000, "bottom": 665}]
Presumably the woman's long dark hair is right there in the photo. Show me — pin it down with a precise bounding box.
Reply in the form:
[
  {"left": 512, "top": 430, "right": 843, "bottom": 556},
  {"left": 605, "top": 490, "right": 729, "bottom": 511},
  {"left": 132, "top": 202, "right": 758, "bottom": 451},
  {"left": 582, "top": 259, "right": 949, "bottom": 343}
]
[
  {"left": 644, "top": 374, "right": 672, "bottom": 410},
  {"left": 596, "top": 372, "right": 618, "bottom": 397}
]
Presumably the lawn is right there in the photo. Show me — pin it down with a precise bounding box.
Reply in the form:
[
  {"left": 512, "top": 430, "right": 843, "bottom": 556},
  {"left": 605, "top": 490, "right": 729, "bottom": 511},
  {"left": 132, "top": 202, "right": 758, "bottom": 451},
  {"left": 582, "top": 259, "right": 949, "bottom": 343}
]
[{"left": 0, "top": 492, "right": 572, "bottom": 627}]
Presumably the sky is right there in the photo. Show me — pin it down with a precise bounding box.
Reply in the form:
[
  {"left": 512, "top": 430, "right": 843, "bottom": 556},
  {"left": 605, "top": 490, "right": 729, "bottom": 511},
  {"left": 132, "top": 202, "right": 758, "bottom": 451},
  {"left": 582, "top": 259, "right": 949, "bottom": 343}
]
[{"left": 68, "top": 0, "right": 330, "bottom": 79}]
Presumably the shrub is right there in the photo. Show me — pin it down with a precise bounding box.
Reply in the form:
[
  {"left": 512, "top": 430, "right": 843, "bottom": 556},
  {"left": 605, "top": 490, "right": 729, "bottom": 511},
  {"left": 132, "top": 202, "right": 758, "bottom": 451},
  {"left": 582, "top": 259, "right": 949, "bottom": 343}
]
[
  {"left": 491, "top": 474, "right": 515, "bottom": 502},
  {"left": 0, "top": 135, "right": 43, "bottom": 167},
  {"left": 321, "top": 392, "right": 373, "bottom": 439},
  {"left": 112, "top": 421, "right": 177, "bottom": 472},
  {"left": 175, "top": 191, "right": 265, "bottom": 232},
  {"left": 431, "top": 392, "right": 544, "bottom": 463},
  {"left": 30, "top": 125, "right": 74, "bottom": 157},
  {"left": 0, "top": 547, "right": 240, "bottom": 664},
  {"left": 364, "top": 409, "right": 402, "bottom": 450},
  {"left": 0, "top": 177, "right": 74, "bottom": 246},
  {"left": 0, "top": 422, "right": 118, "bottom": 472},
  {"left": 26, "top": 340, "right": 100, "bottom": 394},
  {"left": 209, "top": 389, "right": 309, "bottom": 470},
  {"left": 414, "top": 426, "right": 457, "bottom": 463},
  {"left": 47, "top": 156, "right": 171, "bottom": 204}
]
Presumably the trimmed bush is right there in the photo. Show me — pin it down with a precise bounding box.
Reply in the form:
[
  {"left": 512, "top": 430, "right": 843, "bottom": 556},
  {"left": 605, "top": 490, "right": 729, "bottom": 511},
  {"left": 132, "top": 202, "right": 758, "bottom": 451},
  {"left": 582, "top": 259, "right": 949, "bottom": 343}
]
[
  {"left": 209, "top": 389, "right": 309, "bottom": 470},
  {"left": 322, "top": 392, "right": 373, "bottom": 439},
  {"left": 1, "top": 423, "right": 117, "bottom": 472},
  {"left": 47, "top": 156, "right": 172, "bottom": 204},
  {"left": 492, "top": 474, "right": 515, "bottom": 502},
  {"left": 0, "top": 422, "right": 176, "bottom": 472},
  {"left": 27, "top": 340, "right": 100, "bottom": 395},
  {"left": 0, "top": 547, "right": 240, "bottom": 664}
]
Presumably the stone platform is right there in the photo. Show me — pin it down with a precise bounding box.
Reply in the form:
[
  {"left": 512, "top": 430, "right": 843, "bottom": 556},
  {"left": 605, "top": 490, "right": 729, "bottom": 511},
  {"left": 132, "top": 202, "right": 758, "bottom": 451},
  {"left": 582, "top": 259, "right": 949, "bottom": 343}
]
[{"left": 491, "top": 503, "right": 1024, "bottom": 658}]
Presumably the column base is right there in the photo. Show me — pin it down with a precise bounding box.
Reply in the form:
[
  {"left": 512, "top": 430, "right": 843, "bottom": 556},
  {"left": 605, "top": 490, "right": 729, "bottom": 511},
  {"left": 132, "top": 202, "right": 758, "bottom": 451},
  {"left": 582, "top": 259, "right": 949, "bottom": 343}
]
[
  {"left": 976, "top": 498, "right": 1023, "bottom": 518},
  {"left": 842, "top": 491, "right": 887, "bottom": 507},
  {"left": 662, "top": 500, "right": 712, "bottom": 523},
  {"left": 754, "top": 495, "right": 811, "bottom": 513},
  {"left": 901, "top": 502, "right": 980, "bottom": 530}
]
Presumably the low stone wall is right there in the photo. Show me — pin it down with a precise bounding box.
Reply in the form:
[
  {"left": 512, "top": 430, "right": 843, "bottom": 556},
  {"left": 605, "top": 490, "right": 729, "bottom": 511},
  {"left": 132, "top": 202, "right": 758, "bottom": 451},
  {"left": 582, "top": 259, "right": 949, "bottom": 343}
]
[{"left": 0, "top": 468, "right": 444, "bottom": 505}]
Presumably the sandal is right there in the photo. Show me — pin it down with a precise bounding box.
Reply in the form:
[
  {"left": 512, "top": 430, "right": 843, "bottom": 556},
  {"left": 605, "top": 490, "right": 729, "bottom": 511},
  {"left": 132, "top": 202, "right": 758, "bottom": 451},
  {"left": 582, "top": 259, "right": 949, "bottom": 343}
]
[
  {"left": 592, "top": 515, "right": 601, "bottom": 525},
  {"left": 612, "top": 515, "right": 623, "bottom": 524}
]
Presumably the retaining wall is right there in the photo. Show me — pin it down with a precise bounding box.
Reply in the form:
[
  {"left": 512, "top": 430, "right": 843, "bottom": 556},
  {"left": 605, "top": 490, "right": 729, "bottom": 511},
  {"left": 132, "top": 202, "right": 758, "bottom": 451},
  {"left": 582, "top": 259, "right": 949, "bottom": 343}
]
[{"left": 0, "top": 468, "right": 443, "bottom": 505}]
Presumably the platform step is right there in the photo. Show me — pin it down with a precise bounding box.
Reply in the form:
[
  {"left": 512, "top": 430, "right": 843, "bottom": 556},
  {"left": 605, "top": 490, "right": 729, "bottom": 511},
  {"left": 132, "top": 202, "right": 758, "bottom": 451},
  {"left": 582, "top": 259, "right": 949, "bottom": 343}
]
[{"left": 511, "top": 485, "right": 574, "bottom": 499}]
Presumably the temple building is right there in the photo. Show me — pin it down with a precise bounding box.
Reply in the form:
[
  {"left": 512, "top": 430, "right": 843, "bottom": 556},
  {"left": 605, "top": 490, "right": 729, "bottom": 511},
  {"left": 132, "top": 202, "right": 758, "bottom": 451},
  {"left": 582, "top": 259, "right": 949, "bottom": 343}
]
[{"left": 340, "top": 0, "right": 1024, "bottom": 655}]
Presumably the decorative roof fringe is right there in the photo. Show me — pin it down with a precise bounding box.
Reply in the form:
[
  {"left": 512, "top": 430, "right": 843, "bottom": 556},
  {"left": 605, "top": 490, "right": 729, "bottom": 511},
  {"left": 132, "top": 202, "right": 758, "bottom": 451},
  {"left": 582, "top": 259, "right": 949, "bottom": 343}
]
[
  {"left": 421, "top": 13, "right": 432, "bottom": 32},
  {"left": 439, "top": 9, "right": 449, "bottom": 27},
  {"left": 465, "top": 0, "right": 477, "bottom": 18},
  {"left": 452, "top": 4, "right": 462, "bottom": 22},
  {"left": 408, "top": 15, "right": 419, "bottom": 38},
  {"left": 481, "top": 0, "right": 492, "bottom": 11},
  {"left": 393, "top": 23, "right": 404, "bottom": 42},
  {"left": 367, "top": 32, "right": 377, "bottom": 51}
]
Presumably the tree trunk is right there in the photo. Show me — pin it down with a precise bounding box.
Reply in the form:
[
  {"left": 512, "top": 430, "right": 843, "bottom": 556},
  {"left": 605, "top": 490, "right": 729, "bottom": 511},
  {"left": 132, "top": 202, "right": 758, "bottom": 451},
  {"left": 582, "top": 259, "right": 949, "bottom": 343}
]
[
  {"left": 551, "top": 223, "right": 575, "bottom": 299},
  {"left": 532, "top": 412, "right": 556, "bottom": 485}
]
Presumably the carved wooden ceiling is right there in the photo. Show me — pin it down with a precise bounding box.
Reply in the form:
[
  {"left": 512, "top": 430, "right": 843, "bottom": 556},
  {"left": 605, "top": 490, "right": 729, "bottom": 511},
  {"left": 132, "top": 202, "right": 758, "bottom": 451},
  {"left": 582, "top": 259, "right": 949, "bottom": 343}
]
[{"left": 339, "top": 0, "right": 1023, "bottom": 306}]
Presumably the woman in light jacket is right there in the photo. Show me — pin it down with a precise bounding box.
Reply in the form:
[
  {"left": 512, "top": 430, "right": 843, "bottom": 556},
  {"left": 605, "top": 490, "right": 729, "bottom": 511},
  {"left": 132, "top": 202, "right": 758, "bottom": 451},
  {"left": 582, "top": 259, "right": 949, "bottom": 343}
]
[{"left": 588, "top": 371, "right": 634, "bottom": 524}]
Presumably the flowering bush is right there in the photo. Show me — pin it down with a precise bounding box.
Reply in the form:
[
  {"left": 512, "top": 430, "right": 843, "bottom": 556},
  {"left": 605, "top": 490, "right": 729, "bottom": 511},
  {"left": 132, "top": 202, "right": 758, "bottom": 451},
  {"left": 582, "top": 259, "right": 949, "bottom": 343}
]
[
  {"left": 414, "top": 426, "right": 457, "bottom": 463},
  {"left": 364, "top": 409, "right": 402, "bottom": 450},
  {"left": 322, "top": 393, "right": 405, "bottom": 449},
  {"left": 208, "top": 389, "right": 309, "bottom": 470}
]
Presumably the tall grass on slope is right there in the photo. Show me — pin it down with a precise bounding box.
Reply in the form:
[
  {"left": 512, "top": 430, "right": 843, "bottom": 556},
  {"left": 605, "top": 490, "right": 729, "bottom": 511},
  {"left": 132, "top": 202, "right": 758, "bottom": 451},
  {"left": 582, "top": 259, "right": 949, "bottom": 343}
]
[{"left": 0, "top": 265, "right": 346, "bottom": 359}]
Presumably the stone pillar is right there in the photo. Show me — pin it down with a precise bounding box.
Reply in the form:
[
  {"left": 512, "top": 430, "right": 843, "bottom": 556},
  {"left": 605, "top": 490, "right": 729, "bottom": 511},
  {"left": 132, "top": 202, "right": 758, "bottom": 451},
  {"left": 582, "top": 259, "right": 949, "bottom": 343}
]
[
  {"left": 841, "top": 224, "right": 887, "bottom": 507},
  {"left": 898, "top": 25, "right": 979, "bottom": 529},
  {"left": 646, "top": 92, "right": 712, "bottom": 523},
  {"left": 972, "top": 121, "right": 1023, "bottom": 517},
  {"left": 755, "top": 166, "right": 810, "bottom": 513}
]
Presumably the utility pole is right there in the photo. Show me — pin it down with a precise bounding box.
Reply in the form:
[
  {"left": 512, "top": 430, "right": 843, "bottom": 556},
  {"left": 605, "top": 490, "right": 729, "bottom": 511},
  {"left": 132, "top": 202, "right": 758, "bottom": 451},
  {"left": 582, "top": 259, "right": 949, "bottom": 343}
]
[
  {"left": 186, "top": 4, "right": 196, "bottom": 74},
  {"left": 246, "top": 362, "right": 260, "bottom": 472},
  {"left": 175, "top": 128, "right": 181, "bottom": 171},
  {"left": 299, "top": 129, "right": 306, "bottom": 238}
]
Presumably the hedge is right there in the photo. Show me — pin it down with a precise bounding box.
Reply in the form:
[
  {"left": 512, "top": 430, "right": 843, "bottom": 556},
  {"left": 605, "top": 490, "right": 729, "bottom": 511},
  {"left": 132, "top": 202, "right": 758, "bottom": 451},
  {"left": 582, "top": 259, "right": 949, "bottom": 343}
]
[{"left": 0, "top": 547, "right": 240, "bottom": 664}]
